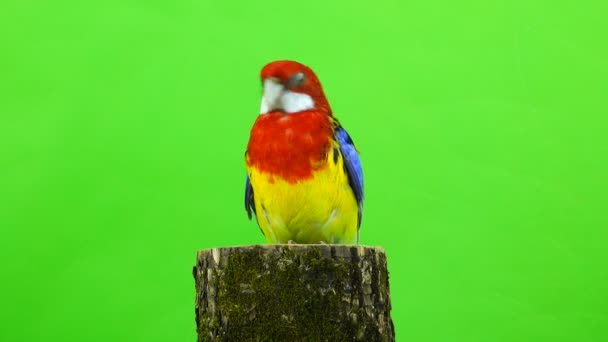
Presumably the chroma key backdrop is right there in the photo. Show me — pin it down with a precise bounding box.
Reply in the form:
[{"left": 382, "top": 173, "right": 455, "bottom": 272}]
[{"left": 1, "top": 0, "right": 607, "bottom": 341}]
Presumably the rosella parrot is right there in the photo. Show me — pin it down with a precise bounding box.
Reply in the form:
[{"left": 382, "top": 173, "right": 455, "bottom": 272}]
[{"left": 244, "top": 60, "right": 363, "bottom": 244}]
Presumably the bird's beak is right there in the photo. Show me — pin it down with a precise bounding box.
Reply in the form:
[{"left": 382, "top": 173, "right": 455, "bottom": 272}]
[{"left": 260, "top": 77, "right": 284, "bottom": 114}]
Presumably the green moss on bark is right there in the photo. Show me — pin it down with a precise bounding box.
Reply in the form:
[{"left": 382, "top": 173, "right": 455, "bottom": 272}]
[{"left": 194, "top": 245, "right": 393, "bottom": 341}]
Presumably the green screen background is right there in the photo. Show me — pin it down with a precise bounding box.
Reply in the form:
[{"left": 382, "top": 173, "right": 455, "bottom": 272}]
[{"left": 1, "top": 0, "right": 607, "bottom": 341}]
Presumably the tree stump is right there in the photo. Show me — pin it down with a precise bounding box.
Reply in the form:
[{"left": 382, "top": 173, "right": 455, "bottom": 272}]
[{"left": 193, "top": 244, "right": 394, "bottom": 341}]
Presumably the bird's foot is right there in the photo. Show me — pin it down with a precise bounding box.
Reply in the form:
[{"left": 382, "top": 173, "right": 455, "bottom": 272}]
[{"left": 287, "top": 240, "right": 297, "bottom": 244}]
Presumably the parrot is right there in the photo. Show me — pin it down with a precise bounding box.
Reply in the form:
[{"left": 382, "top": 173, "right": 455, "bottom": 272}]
[{"left": 244, "top": 60, "right": 363, "bottom": 244}]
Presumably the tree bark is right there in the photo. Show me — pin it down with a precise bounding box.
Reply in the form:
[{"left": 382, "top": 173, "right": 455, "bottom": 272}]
[{"left": 193, "top": 244, "right": 394, "bottom": 341}]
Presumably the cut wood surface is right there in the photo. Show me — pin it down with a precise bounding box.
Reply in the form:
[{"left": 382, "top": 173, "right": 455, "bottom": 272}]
[{"left": 193, "top": 244, "right": 394, "bottom": 341}]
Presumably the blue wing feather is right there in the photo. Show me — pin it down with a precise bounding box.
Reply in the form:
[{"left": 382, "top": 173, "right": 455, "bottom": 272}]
[
  {"left": 335, "top": 127, "right": 364, "bottom": 228},
  {"left": 245, "top": 174, "right": 256, "bottom": 219}
]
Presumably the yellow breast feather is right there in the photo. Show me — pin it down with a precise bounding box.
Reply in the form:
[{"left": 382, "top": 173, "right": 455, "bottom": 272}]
[{"left": 246, "top": 146, "right": 359, "bottom": 244}]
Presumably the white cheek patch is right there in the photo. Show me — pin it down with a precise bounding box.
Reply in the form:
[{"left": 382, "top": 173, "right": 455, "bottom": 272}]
[
  {"left": 260, "top": 79, "right": 315, "bottom": 115},
  {"left": 279, "top": 91, "right": 314, "bottom": 114}
]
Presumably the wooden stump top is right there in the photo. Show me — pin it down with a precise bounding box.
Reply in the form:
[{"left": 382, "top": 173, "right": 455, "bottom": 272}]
[{"left": 194, "top": 244, "right": 394, "bottom": 341}]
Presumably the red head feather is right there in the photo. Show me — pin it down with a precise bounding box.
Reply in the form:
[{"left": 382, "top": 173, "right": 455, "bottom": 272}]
[{"left": 260, "top": 60, "right": 331, "bottom": 114}]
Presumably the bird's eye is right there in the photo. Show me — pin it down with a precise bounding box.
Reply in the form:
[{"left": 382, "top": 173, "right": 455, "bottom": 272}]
[{"left": 287, "top": 72, "right": 305, "bottom": 88}]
